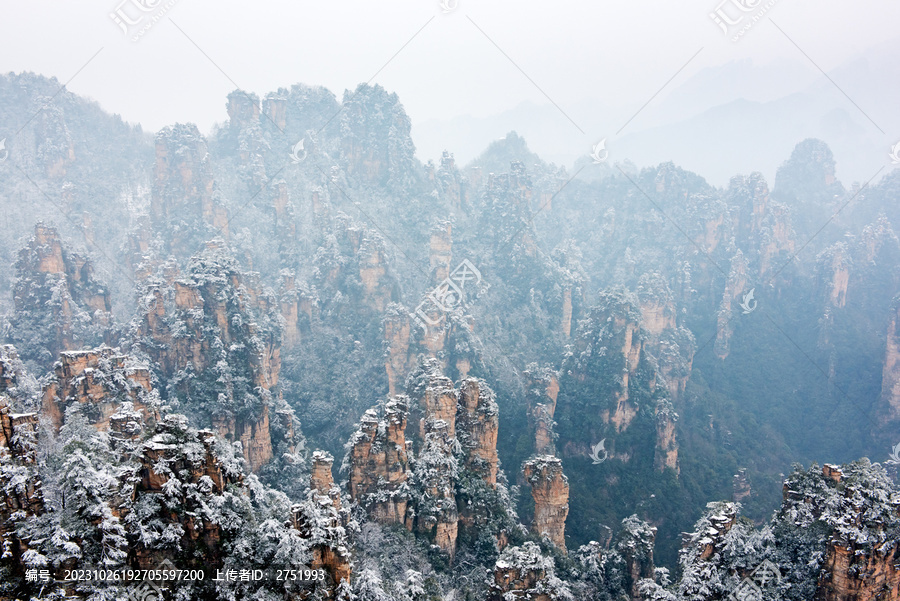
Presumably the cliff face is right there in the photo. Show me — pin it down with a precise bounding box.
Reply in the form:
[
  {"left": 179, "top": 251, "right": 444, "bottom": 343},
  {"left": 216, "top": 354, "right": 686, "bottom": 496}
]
[
  {"left": 434, "top": 152, "right": 468, "bottom": 211},
  {"left": 407, "top": 362, "right": 507, "bottom": 558},
  {"left": 806, "top": 465, "right": 900, "bottom": 601},
  {"left": 557, "top": 288, "right": 679, "bottom": 471},
  {"left": 120, "top": 414, "right": 348, "bottom": 599},
  {"left": 819, "top": 541, "right": 900, "bottom": 601},
  {"left": 345, "top": 362, "right": 506, "bottom": 560},
  {"left": 636, "top": 273, "right": 694, "bottom": 400},
  {"left": 457, "top": 378, "right": 499, "bottom": 486},
  {"left": 383, "top": 305, "right": 412, "bottom": 396},
  {"left": 523, "top": 456, "right": 569, "bottom": 552},
  {"left": 2, "top": 374, "right": 342, "bottom": 601},
  {"left": 675, "top": 463, "right": 899, "bottom": 601},
  {"left": 525, "top": 365, "right": 560, "bottom": 456},
  {"left": 292, "top": 451, "right": 352, "bottom": 588},
  {"left": 616, "top": 516, "right": 657, "bottom": 601},
  {"left": 313, "top": 219, "right": 398, "bottom": 314},
  {"left": 677, "top": 500, "right": 739, "bottom": 581},
  {"left": 133, "top": 417, "right": 240, "bottom": 568},
  {"left": 654, "top": 403, "right": 679, "bottom": 473},
  {"left": 412, "top": 420, "right": 459, "bottom": 559},
  {"left": 150, "top": 123, "right": 228, "bottom": 256},
  {"left": 345, "top": 398, "right": 412, "bottom": 526},
  {"left": 10, "top": 224, "right": 113, "bottom": 365},
  {"left": 881, "top": 298, "right": 900, "bottom": 423},
  {"left": 339, "top": 83, "right": 417, "bottom": 188},
  {"left": 714, "top": 250, "right": 750, "bottom": 360},
  {"left": 131, "top": 242, "right": 285, "bottom": 471},
  {"left": 0, "top": 395, "right": 42, "bottom": 583},
  {"left": 820, "top": 243, "right": 851, "bottom": 310},
  {"left": 279, "top": 272, "right": 315, "bottom": 351},
  {"left": 488, "top": 541, "right": 560, "bottom": 601},
  {"left": 429, "top": 221, "right": 453, "bottom": 282},
  {"left": 41, "top": 347, "right": 159, "bottom": 432},
  {"left": 405, "top": 366, "right": 462, "bottom": 559}
]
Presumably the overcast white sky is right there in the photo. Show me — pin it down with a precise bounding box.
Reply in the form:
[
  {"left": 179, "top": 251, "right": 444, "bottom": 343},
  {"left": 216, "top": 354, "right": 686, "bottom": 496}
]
[{"left": 2, "top": 1, "right": 899, "bottom": 171}]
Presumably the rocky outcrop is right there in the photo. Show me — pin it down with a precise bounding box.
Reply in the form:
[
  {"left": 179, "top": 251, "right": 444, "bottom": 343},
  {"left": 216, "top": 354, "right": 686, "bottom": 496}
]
[
  {"left": 616, "top": 516, "right": 657, "bottom": 601},
  {"left": 358, "top": 236, "right": 392, "bottom": 312},
  {"left": 0, "top": 395, "right": 42, "bottom": 584},
  {"left": 563, "top": 290, "right": 645, "bottom": 436},
  {"left": 880, "top": 296, "right": 900, "bottom": 423},
  {"left": 525, "top": 365, "right": 559, "bottom": 456},
  {"left": 673, "top": 462, "right": 899, "bottom": 600},
  {"left": 310, "top": 450, "right": 341, "bottom": 511},
  {"left": 457, "top": 378, "right": 499, "bottom": 486},
  {"left": 0, "top": 397, "right": 38, "bottom": 458},
  {"left": 132, "top": 242, "right": 284, "bottom": 471},
  {"left": 314, "top": 219, "right": 398, "bottom": 314},
  {"left": 279, "top": 271, "right": 315, "bottom": 351},
  {"left": 339, "top": 83, "right": 417, "bottom": 188},
  {"left": 809, "top": 465, "right": 900, "bottom": 601},
  {"left": 683, "top": 501, "right": 738, "bottom": 562},
  {"left": 128, "top": 415, "right": 246, "bottom": 573},
  {"left": 818, "top": 541, "right": 900, "bottom": 601},
  {"left": 346, "top": 362, "right": 505, "bottom": 560},
  {"left": 523, "top": 455, "right": 569, "bottom": 552},
  {"left": 819, "top": 243, "right": 851, "bottom": 310},
  {"left": 732, "top": 468, "right": 751, "bottom": 502},
  {"left": 636, "top": 273, "right": 695, "bottom": 399},
  {"left": 41, "top": 347, "right": 159, "bottom": 432},
  {"left": 418, "top": 369, "right": 457, "bottom": 441},
  {"left": 654, "top": 402, "right": 679, "bottom": 473},
  {"left": 714, "top": 250, "right": 750, "bottom": 360},
  {"left": 383, "top": 305, "right": 413, "bottom": 396},
  {"left": 150, "top": 123, "right": 228, "bottom": 255},
  {"left": 429, "top": 221, "right": 453, "bottom": 282},
  {"left": 411, "top": 420, "right": 459, "bottom": 559},
  {"left": 10, "top": 224, "right": 113, "bottom": 363},
  {"left": 131, "top": 415, "right": 350, "bottom": 599},
  {"left": 293, "top": 451, "right": 352, "bottom": 590},
  {"left": 488, "top": 542, "right": 561, "bottom": 601},
  {"left": 345, "top": 398, "right": 411, "bottom": 526},
  {"left": 758, "top": 203, "right": 796, "bottom": 277},
  {"left": 432, "top": 151, "right": 468, "bottom": 211},
  {"left": 210, "top": 406, "right": 273, "bottom": 475},
  {"left": 138, "top": 417, "right": 235, "bottom": 497}
]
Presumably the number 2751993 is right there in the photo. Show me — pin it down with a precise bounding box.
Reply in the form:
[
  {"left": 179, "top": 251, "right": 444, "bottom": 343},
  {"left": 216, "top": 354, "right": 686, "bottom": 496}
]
[{"left": 276, "top": 569, "right": 326, "bottom": 581}]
